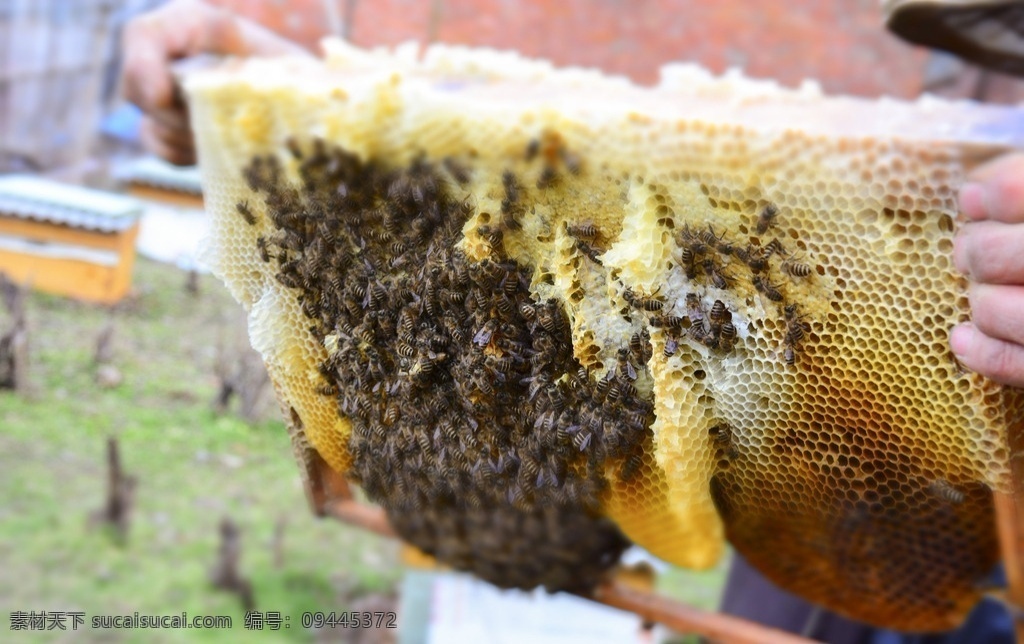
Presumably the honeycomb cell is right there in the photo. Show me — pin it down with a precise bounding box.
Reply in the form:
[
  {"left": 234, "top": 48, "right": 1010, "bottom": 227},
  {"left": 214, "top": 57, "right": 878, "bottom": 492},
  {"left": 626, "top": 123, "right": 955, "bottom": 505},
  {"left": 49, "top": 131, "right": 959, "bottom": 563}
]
[{"left": 187, "top": 41, "right": 1024, "bottom": 632}]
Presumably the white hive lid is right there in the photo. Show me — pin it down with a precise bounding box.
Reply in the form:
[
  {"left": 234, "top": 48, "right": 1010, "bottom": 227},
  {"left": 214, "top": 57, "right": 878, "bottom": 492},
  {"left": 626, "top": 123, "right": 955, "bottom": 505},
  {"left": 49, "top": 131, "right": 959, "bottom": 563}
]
[{"left": 0, "top": 175, "right": 143, "bottom": 233}]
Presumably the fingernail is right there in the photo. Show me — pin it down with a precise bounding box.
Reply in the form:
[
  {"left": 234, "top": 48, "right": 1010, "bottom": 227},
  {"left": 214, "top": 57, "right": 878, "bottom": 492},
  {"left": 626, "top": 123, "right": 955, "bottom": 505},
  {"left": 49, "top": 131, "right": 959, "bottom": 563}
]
[
  {"left": 950, "top": 324, "right": 975, "bottom": 358},
  {"left": 959, "top": 182, "right": 987, "bottom": 220}
]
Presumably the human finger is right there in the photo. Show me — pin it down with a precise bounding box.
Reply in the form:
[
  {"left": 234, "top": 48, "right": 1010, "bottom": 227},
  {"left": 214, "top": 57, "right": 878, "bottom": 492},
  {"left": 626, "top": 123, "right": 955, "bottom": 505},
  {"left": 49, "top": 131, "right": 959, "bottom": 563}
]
[
  {"left": 950, "top": 322, "right": 1024, "bottom": 388},
  {"left": 140, "top": 117, "right": 196, "bottom": 166},
  {"left": 959, "top": 152, "right": 1024, "bottom": 223},
  {"left": 966, "top": 283, "right": 1024, "bottom": 348},
  {"left": 953, "top": 221, "right": 1024, "bottom": 284}
]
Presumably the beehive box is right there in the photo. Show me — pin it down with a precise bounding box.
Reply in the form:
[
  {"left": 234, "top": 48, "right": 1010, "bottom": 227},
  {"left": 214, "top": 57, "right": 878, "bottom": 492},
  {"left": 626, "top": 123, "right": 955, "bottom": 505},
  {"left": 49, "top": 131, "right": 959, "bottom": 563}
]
[
  {"left": 0, "top": 176, "right": 141, "bottom": 304},
  {"left": 185, "top": 41, "right": 1024, "bottom": 631},
  {"left": 117, "top": 157, "right": 205, "bottom": 210}
]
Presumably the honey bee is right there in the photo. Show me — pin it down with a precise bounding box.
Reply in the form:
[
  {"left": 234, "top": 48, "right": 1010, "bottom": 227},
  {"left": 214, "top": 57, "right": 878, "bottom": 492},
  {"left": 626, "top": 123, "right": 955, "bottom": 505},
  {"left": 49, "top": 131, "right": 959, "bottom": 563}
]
[
  {"left": 679, "top": 245, "right": 695, "bottom": 277},
  {"left": 235, "top": 201, "right": 257, "bottom": 225},
  {"left": 619, "top": 380, "right": 638, "bottom": 398},
  {"left": 439, "top": 420, "right": 458, "bottom": 442},
  {"left": 415, "top": 431, "right": 434, "bottom": 456},
  {"left": 782, "top": 256, "right": 813, "bottom": 278},
  {"left": 605, "top": 380, "right": 622, "bottom": 404},
  {"left": 316, "top": 383, "right": 338, "bottom": 396},
  {"left": 560, "top": 147, "right": 582, "bottom": 175},
  {"left": 783, "top": 345, "right": 796, "bottom": 366},
  {"left": 620, "top": 452, "right": 643, "bottom": 481},
  {"left": 285, "top": 136, "right": 303, "bottom": 160},
  {"left": 677, "top": 224, "right": 708, "bottom": 253},
  {"left": 649, "top": 314, "right": 684, "bottom": 329},
  {"left": 536, "top": 166, "right": 558, "bottom": 190},
  {"left": 399, "top": 312, "right": 416, "bottom": 335},
  {"left": 784, "top": 304, "right": 811, "bottom": 343},
  {"left": 630, "top": 330, "right": 652, "bottom": 364},
  {"left": 573, "top": 430, "right": 593, "bottom": 451},
  {"left": 716, "top": 233, "right": 735, "bottom": 255},
  {"left": 703, "top": 258, "right": 730, "bottom": 289},
  {"left": 709, "top": 299, "right": 728, "bottom": 323},
  {"left": 764, "top": 238, "right": 788, "bottom": 257},
  {"left": 688, "top": 321, "right": 718, "bottom": 350},
  {"left": 525, "top": 138, "right": 541, "bottom": 161},
  {"left": 663, "top": 338, "right": 678, "bottom": 357},
  {"left": 473, "top": 319, "right": 498, "bottom": 347},
  {"left": 444, "top": 319, "right": 466, "bottom": 343},
  {"left": 686, "top": 293, "right": 705, "bottom": 324},
  {"left": 502, "top": 170, "right": 519, "bottom": 204},
  {"left": 367, "top": 229, "right": 392, "bottom": 244},
  {"left": 930, "top": 479, "right": 965, "bottom": 504},
  {"left": 744, "top": 245, "right": 769, "bottom": 273},
  {"left": 538, "top": 308, "right": 560, "bottom": 334},
  {"left": 566, "top": 222, "right": 598, "bottom": 239},
  {"left": 357, "top": 324, "right": 376, "bottom": 345},
  {"left": 519, "top": 303, "right": 536, "bottom": 320},
  {"left": 496, "top": 295, "right": 515, "bottom": 318},
  {"left": 256, "top": 236, "right": 272, "bottom": 263},
  {"left": 474, "top": 224, "right": 500, "bottom": 251},
  {"left": 755, "top": 203, "right": 779, "bottom": 234},
  {"left": 623, "top": 287, "right": 664, "bottom": 311},
  {"left": 494, "top": 355, "right": 520, "bottom": 374},
  {"left": 720, "top": 322, "right": 737, "bottom": 345},
  {"left": 443, "top": 157, "right": 471, "bottom": 185},
  {"left": 699, "top": 224, "right": 721, "bottom": 247},
  {"left": 574, "top": 240, "right": 603, "bottom": 265},
  {"left": 521, "top": 457, "right": 541, "bottom": 483},
  {"left": 617, "top": 348, "right": 637, "bottom": 380},
  {"left": 752, "top": 275, "right": 784, "bottom": 302},
  {"left": 243, "top": 158, "right": 265, "bottom": 191},
  {"left": 709, "top": 423, "right": 732, "bottom": 446},
  {"left": 500, "top": 206, "right": 523, "bottom": 232},
  {"left": 501, "top": 272, "right": 519, "bottom": 296}
]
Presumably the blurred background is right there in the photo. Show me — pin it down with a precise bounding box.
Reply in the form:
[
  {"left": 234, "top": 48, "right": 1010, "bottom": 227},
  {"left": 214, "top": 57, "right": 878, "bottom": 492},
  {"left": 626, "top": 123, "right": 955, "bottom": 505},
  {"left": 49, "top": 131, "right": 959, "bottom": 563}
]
[{"left": 1, "top": 1, "right": 1022, "bottom": 642}]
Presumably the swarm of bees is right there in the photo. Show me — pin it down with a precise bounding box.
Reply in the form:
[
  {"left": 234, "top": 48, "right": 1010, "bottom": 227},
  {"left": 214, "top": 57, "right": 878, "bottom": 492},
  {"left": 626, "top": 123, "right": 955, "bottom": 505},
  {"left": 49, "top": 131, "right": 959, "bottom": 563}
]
[
  {"left": 234, "top": 137, "right": 662, "bottom": 593},
  {"left": 665, "top": 202, "right": 818, "bottom": 365}
]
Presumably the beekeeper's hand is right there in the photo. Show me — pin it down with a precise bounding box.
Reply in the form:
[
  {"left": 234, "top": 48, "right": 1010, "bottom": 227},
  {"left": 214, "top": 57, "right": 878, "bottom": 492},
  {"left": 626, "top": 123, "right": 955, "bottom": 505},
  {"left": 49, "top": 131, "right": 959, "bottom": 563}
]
[
  {"left": 953, "top": 153, "right": 1024, "bottom": 387},
  {"left": 121, "top": 0, "right": 307, "bottom": 165}
]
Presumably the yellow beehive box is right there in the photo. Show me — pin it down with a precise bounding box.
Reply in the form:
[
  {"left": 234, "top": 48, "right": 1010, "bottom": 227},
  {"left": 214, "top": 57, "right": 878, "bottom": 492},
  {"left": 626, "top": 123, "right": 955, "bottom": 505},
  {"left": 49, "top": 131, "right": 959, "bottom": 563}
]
[{"left": 0, "top": 176, "right": 142, "bottom": 304}]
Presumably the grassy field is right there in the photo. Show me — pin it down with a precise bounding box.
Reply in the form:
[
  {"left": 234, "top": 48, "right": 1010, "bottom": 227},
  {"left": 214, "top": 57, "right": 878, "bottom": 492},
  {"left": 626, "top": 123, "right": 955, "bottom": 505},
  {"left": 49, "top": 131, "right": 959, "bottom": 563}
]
[
  {"left": 0, "top": 259, "right": 400, "bottom": 643},
  {"left": 0, "top": 257, "right": 726, "bottom": 643}
]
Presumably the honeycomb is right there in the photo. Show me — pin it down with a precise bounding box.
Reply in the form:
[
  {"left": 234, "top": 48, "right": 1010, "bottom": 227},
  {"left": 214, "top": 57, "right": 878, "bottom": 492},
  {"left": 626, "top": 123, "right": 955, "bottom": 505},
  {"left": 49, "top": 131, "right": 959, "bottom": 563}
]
[{"left": 185, "top": 40, "right": 1024, "bottom": 631}]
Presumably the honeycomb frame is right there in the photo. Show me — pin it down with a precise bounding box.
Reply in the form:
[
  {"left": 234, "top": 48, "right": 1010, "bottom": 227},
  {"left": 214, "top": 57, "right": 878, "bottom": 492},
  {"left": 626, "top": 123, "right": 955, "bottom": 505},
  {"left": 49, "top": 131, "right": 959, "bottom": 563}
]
[{"left": 185, "top": 40, "right": 1024, "bottom": 631}]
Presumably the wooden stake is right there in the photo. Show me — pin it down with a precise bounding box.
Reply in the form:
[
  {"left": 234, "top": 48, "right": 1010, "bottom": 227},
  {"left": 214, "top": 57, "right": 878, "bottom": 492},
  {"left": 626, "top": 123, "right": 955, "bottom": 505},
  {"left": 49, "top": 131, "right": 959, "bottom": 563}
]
[
  {"left": 0, "top": 274, "right": 29, "bottom": 393},
  {"left": 89, "top": 437, "right": 136, "bottom": 542},
  {"left": 210, "top": 517, "right": 255, "bottom": 611}
]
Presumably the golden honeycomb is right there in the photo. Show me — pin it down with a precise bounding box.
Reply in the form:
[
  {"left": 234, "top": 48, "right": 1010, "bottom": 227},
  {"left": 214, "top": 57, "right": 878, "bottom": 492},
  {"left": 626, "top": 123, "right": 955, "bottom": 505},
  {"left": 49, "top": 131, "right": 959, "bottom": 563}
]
[{"left": 185, "top": 40, "right": 1024, "bottom": 631}]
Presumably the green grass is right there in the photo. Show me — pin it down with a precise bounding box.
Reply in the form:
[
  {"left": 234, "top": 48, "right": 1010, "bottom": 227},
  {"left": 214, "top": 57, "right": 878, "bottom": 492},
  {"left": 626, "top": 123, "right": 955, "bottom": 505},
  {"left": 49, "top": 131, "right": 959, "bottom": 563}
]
[{"left": 0, "top": 259, "right": 400, "bottom": 643}]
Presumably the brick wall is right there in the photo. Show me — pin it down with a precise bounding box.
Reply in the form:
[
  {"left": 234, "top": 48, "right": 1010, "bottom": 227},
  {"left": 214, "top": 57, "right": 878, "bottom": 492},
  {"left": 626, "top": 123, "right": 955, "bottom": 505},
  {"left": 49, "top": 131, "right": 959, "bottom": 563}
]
[{"left": 208, "top": 0, "right": 1024, "bottom": 102}]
